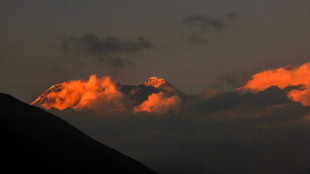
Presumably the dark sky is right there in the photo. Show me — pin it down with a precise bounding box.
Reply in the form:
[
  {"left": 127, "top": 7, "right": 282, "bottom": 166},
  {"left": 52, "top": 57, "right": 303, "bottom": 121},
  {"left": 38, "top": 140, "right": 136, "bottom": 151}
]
[{"left": 2, "top": 0, "right": 310, "bottom": 102}]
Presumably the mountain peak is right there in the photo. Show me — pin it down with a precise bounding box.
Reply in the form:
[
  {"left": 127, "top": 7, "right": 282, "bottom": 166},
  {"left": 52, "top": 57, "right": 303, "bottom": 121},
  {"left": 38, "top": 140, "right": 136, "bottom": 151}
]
[
  {"left": 142, "top": 76, "right": 185, "bottom": 97},
  {"left": 144, "top": 77, "right": 168, "bottom": 88},
  {"left": 31, "top": 84, "right": 63, "bottom": 106}
]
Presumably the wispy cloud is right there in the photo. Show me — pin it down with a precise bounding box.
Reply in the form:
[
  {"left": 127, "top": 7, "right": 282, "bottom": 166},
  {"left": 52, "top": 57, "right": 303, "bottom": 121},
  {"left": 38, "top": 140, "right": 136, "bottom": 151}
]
[
  {"left": 181, "top": 15, "right": 223, "bottom": 31},
  {"left": 186, "top": 35, "right": 208, "bottom": 45}
]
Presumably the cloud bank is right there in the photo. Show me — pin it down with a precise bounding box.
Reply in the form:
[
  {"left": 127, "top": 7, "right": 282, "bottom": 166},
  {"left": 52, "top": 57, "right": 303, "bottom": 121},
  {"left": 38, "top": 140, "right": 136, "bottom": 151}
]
[
  {"left": 33, "top": 63, "right": 310, "bottom": 116},
  {"left": 238, "top": 62, "right": 310, "bottom": 106}
]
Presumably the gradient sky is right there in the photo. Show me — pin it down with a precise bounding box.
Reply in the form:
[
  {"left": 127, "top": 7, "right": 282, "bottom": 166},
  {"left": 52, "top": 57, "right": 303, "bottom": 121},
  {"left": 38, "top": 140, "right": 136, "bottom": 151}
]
[{"left": 2, "top": 0, "right": 310, "bottom": 103}]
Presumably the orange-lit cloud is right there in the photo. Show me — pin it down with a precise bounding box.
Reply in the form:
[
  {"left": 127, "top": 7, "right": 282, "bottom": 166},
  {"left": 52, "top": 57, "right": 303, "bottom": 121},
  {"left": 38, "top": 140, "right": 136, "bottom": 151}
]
[
  {"left": 35, "top": 75, "right": 126, "bottom": 115},
  {"left": 134, "top": 92, "right": 182, "bottom": 114},
  {"left": 237, "top": 62, "right": 310, "bottom": 106},
  {"left": 32, "top": 75, "right": 184, "bottom": 115}
]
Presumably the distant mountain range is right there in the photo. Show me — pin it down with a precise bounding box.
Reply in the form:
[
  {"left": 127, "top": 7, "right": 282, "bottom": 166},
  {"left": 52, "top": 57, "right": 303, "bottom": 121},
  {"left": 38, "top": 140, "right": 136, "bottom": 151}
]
[
  {"left": 31, "top": 76, "right": 186, "bottom": 109},
  {"left": 0, "top": 93, "right": 157, "bottom": 173}
]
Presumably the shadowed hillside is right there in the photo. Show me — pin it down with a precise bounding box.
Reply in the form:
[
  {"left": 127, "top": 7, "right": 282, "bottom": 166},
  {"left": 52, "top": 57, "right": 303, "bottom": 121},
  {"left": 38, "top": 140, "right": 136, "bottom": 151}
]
[{"left": 0, "top": 93, "right": 157, "bottom": 173}]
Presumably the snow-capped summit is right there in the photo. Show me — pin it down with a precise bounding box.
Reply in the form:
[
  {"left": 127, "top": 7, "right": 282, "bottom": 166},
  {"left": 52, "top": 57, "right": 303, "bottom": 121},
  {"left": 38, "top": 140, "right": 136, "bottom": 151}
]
[
  {"left": 144, "top": 77, "right": 170, "bottom": 88},
  {"left": 142, "top": 76, "right": 185, "bottom": 97},
  {"left": 30, "top": 84, "right": 63, "bottom": 106}
]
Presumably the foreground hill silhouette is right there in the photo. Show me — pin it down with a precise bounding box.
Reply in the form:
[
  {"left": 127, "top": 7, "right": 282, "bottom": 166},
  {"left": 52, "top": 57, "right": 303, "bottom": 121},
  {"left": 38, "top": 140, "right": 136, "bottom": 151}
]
[{"left": 0, "top": 93, "right": 157, "bottom": 173}]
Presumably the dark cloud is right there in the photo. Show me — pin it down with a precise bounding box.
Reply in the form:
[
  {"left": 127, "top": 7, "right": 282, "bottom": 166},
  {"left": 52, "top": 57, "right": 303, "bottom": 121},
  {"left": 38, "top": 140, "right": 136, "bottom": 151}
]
[
  {"left": 181, "top": 15, "right": 223, "bottom": 30},
  {"left": 189, "top": 86, "right": 291, "bottom": 115},
  {"left": 61, "top": 33, "right": 153, "bottom": 68},
  {"left": 63, "top": 33, "right": 152, "bottom": 55},
  {"left": 182, "top": 13, "right": 241, "bottom": 46},
  {"left": 186, "top": 35, "right": 208, "bottom": 45}
]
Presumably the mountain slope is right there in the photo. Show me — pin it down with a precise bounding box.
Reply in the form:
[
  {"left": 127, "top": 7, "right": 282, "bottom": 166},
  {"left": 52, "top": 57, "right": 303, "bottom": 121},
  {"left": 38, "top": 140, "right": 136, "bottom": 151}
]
[
  {"left": 30, "top": 84, "right": 63, "bottom": 106},
  {"left": 0, "top": 93, "right": 157, "bottom": 173}
]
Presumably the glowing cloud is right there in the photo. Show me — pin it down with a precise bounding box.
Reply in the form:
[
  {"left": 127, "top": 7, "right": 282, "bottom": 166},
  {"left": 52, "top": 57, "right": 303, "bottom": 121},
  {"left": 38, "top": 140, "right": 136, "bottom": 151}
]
[
  {"left": 31, "top": 75, "right": 185, "bottom": 115},
  {"left": 32, "top": 75, "right": 126, "bottom": 115},
  {"left": 134, "top": 92, "right": 182, "bottom": 114},
  {"left": 237, "top": 62, "right": 310, "bottom": 106}
]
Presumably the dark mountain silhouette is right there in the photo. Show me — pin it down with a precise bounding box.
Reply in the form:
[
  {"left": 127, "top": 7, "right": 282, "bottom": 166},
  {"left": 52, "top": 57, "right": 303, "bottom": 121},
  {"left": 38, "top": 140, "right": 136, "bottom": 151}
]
[{"left": 0, "top": 93, "right": 157, "bottom": 174}]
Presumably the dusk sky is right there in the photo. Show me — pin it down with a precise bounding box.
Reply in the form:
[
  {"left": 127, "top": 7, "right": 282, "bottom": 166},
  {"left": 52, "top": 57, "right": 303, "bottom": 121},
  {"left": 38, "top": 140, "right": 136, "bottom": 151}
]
[
  {"left": 2, "top": 0, "right": 310, "bottom": 102},
  {"left": 3, "top": 1, "right": 310, "bottom": 173}
]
